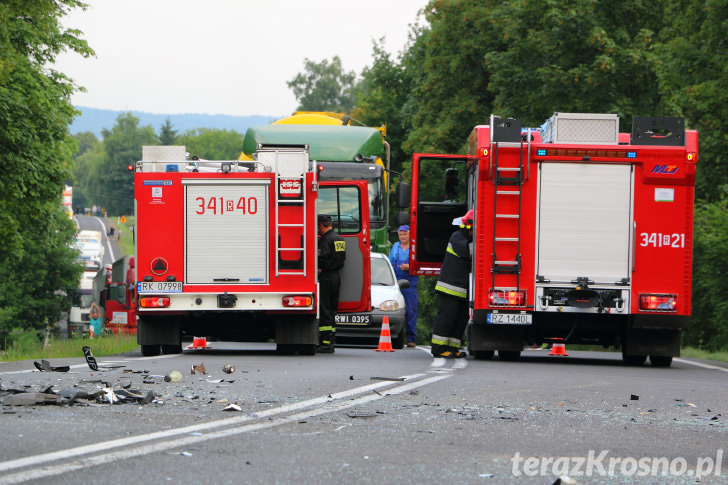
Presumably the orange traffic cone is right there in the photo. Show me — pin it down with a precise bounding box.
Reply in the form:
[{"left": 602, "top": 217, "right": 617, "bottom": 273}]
[
  {"left": 375, "top": 316, "right": 395, "bottom": 352},
  {"left": 186, "top": 336, "right": 208, "bottom": 350},
  {"left": 548, "top": 338, "right": 568, "bottom": 356}
]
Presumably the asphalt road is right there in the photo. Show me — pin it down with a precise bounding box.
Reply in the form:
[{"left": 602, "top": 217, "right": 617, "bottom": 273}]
[
  {"left": 75, "top": 214, "right": 119, "bottom": 266},
  {"left": 1, "top": 345, "right": 726, "bottom": 484}
]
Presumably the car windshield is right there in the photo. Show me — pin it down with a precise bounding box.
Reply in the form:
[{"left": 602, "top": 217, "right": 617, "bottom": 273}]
[{"left": 371, "top": 256, "right": 395, "bottom": 286}]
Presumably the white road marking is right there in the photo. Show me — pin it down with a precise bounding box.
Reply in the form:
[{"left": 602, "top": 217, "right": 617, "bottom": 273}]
[
  {"left": 0, "top": 372, "right": 426, "bottom": 475},
  {"left": 0, "top": 373, "right": 450, "bottom": 484},
  {"left": 0, "top": 354, "right": 177, "bottom": 376},
  {"left": 674, "top": 357, "right": 728, "bottom": 373}
]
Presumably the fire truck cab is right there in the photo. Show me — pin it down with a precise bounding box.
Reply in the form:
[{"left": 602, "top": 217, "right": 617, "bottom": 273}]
[
  {"left": 133, "top": 145, "right": 370, "bottom": 356},
  {"left": 405, "top": 113, "right": 697, "bottom": 366}
]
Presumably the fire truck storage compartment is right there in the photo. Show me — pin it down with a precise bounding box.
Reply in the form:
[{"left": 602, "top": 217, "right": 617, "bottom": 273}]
[
  {"left": 536, "top": 163, "right": 633, "bottom": 285},
  {"left": 183, "top": 179, "right": 270, "bottom": 284}
]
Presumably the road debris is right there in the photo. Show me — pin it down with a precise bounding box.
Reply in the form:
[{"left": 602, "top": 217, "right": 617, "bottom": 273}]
[
  {"left": 82, "top": 346, "right": 98, "bottom": 371},
  {"left": 33, "top": 360, "right": 70, "bottom": 373},
  {"left": 190, "top": 363, "right": 207, "bottom": 375},
  {"left": 630, "top": 394, "right": 639, "bottom": 400},
  {"left": 223, "top": 403, "right": 243, "bottom": 411},
  {"left": 222, "top": 364, "right": 235, "bottom": 374},
  {"left": 165, "top": 370, "right": 183, "bottom": 382},
  {"left": 369, "top": 376, "right": 405, "bottom": 381}
]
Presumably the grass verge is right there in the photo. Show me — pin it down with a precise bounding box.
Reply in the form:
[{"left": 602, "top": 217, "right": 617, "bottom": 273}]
[
  {"left": 1, "top": 334, "right": 138, "bottom": 362},
  {"left": 680, "top": 346, "right": 728, "bottom": 363}
]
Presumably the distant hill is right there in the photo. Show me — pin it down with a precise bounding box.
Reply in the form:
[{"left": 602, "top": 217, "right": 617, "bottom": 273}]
[{"left": 70, "top": 106, "right": 277, "bottom": 138}]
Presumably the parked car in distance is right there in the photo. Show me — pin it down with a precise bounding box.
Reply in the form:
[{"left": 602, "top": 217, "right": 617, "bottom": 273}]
[{"left": 335, "top": 252, "right": 409, "bottom": 348}]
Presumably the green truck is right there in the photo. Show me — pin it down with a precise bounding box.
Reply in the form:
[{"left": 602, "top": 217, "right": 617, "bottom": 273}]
[{"left": 240, "top": 112, "right": 392, "bottom": 254}]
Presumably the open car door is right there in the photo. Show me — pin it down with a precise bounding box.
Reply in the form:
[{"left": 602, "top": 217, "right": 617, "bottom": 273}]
[
  {"left": 318, "top": 180, "right": 371, "bottom": 312},
  {"left": 409, "top": 154, "right": 471, "bottom": 276}
]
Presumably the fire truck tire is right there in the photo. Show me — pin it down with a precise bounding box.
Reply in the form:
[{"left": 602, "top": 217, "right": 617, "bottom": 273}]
[
  {"left": 498, "top": 350, "right": 521, "bottom": 361},
  {"left": 141, "top": 344, "right": 161, "bottom": 357},
  {"left": 649, "top": 355, "right": 673, "bottom": 367},
  {"left": 162, "top": 344, "right": 182, "bottom": 354},
  {"left": 622, "top": 354, "right": 647, "bottom": 366},
  {"left": 473, "top": 350, "right": 495, "bottom": 360},
  {"left": 297, "top": 344, "right": 316, "bottom": 355}
]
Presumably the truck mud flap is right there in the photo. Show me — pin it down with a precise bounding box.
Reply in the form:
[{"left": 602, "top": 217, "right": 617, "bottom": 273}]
[
  {"left": 275, "top": 317, "right": 317, "bottom": 345},
  {"left": 623, "top": 329, "right": 680, "bottom": 357},
  {"left": 137, "top": 316, "right": 181, "bottom": 346},
  {"left": 467, "top": 323, "right": 523, "bottom": 351}
]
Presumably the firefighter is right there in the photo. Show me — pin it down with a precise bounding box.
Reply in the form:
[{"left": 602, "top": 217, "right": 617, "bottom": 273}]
[
  {"left": 431, "top": 209, "right": 474, "bottom": 358},
  {"left": 317, "top": 214, "right": 346, "bottom": 353}
]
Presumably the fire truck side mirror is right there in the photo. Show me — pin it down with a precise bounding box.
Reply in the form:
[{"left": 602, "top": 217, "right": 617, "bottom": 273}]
[{"left": 396, "top": 181, "right": 410, "bottom": 209}]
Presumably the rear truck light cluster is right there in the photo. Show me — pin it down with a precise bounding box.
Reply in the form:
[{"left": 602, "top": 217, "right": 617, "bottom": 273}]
[
  {"left": 282, "top": 295, "right": 313, "bottom": 307},
  {"left": 489, "top": 289, "right": 526, "bottom": 307},
  {"left": 139, "top": 296, "right": 170, "bottom": 308},
  {"left": 639, "top": 294, "right": 677, "bottom": 312}
]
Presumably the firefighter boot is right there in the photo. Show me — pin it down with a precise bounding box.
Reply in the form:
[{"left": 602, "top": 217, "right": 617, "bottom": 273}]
[{"left": 316, "top": 332, "right": 335, "bottom": 354}]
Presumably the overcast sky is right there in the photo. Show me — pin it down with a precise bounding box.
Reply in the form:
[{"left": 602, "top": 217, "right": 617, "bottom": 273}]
[{"left": 54, "top": 0, "right": 427, "bottom": 118}]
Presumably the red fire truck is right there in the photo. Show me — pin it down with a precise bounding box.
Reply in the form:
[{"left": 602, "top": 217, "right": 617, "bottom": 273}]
[
  {"left": 404, "top": 113, "right": 697, "bottom": 366},
  {"left": 98, "top": 256, "right": 138, "bottom": 335},
  {"left": 133, "top": 145, "right": 370, "bottom": 356}
]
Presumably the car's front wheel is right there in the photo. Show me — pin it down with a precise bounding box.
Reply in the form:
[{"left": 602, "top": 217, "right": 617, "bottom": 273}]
[{"left": 392, "top": 322, "right": 406, "bottom": 349}]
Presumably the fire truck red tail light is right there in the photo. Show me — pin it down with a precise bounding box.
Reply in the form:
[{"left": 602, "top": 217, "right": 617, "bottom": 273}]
[
  {"left": 639, "top": 294, "right": 677, "bottom": 312},
  {"left": 489, "top": 289, "right": 526, "bottom": 306},
  {"left": 282, "top": 296, "right": 313, "bottom": 307},
  {"left": 139, "top": 297, "right": 170, "bottom": 308}
]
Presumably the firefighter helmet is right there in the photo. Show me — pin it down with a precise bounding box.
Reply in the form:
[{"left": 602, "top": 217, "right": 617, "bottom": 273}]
[{"left": 452, "top": 209, "right": 474, "bottom": 228}]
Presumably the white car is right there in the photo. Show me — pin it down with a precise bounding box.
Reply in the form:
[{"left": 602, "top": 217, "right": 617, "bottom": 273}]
[{"left": 335, "top": 252, "right": 409, "bottom": 348}]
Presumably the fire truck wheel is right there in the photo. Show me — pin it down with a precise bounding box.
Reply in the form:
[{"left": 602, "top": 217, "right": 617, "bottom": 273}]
[
  {"left": 162, "top": 344, "right": 182, "bottom": 354},
  {"left": 498, "top": 350, "right": 521, "bottom": 362},
  {"left": 141, "top": 344, "right": 161, "bottom": 357},
  {"left": 649, "top": 355, "right": 673, "bottom": 367},
  {"left": 622, "top": 354, "right": 647, "bottom": 366},
  {"left": 473, "top": 350, "right": 495, "bottom": 360},
  {"left": 297, "top": 344, "right": 316, "bottom": 356}
]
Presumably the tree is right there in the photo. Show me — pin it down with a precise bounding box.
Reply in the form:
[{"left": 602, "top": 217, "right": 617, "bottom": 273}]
[
  {"left": 688, "top": 198, "right": 728, "bottom": 351},
  {"left": 181, "top": 128, "right": 245, "bottom": 160},
  {"left": 287, "top": 56, "right": 358, "bottom": 112},
  {"left": 96, "top": 113, "right": 157, "bottom": 215},
  {"left": 0, "top": 0, "right": 92, "bottom": 337},
  {"left": 486, "top": 0, "right": 667, "bottom": 127},
  {"left": 158, "top": 118, "right": 178, "bottom": 145},
  {"left": 72, "top": 133, "right": 103, "bottom": 212},
  {"left": 655, "top": 0, "right": 728, "bottom": 202}
]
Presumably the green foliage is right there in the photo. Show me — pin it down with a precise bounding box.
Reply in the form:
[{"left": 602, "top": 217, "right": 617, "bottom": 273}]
[
  {"left": 0, "top": 0, "right": 92, "bottom": 337},
  {"left": 1, "top": 331, "right": 138, "bottom": 361},
  {"left": 96, "top": 113, "right": 157, "bottom": 215},
  {"left": 686, "top": 199, "right": 728, "bottom": 351},
  {"left": 486, "top": 0, "right": 666, "bottom": 127},
  {"left": 655, "top": 0, "right": 728, "bottom": 202},
  {"left": 158, "top": 118, "right": 178, "bottom": 145},
  {"left": 71, "top": 131, "right": 102, "bottom": 211},
  {"left": 181, "top": 128, "right": 245, "bottom": 160},
  {"left": 288, "top": 56, "right": 358, "bottom": 112}
]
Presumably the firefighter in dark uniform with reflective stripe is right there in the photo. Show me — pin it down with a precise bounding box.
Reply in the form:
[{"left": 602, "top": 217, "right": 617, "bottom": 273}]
[
  {"left": 431, "top": 209, "right": 474, "bottom": 358},
  {"left": 317, "top": 214, "right": 346, "bottom": 353}
]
